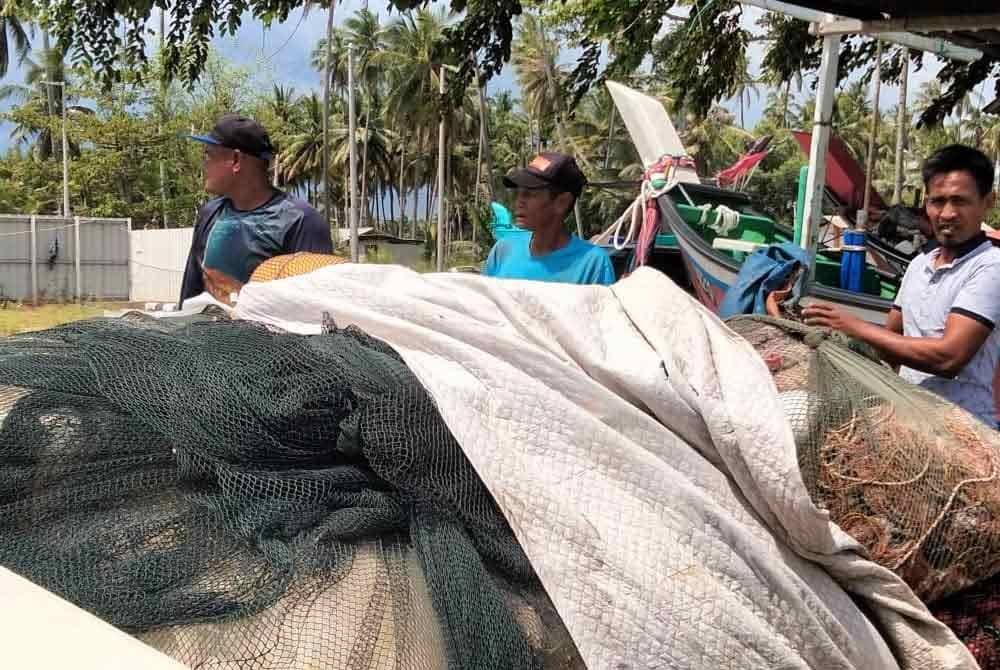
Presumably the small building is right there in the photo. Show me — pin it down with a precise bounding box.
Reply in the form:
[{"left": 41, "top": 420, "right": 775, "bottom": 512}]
[{"left": 334, "top": 228, "right": 425, "bottom": 268}]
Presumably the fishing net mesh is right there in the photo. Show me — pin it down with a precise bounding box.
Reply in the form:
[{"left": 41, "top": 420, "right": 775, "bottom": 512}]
[
  {"left": 0, "top": 313, "right": 583, "bottom": 670},
  {"left": 249, "top": 253, "right": 350, "bottom": 283},
  {"left": 930, "top": 571, "right": 1000, "bottom": 667},
  {"left": 727, "top": 315, "right": 1000, "bottom": 605}
]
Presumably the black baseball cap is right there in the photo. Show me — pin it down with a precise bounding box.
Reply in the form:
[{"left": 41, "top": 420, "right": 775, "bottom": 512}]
[
  {"left": 503, "top": 152, "right": 587, "bottom": 197},
  {"left": 189, "top": 114, "right": 275, "bottom": 161}
]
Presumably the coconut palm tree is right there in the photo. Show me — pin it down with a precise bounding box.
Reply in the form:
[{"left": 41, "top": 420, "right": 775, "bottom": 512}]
[
  {"left": 567, "top": 89, "right": 640, "bottom": 176},
  {"left": 682, "top": 106, "right": 753, "bottom": 176},
  {"left": 732, "top": 54, "right": 762, "bottom": 130},
  {"left": 311, "top": 29, "right": 350, "bottom": 94},
  {"left": 0, "top": 10, "right": 31, "bottom": 79},
  {"left": 264, "top": 84, "right": 298, "bottom": 186},
  {"left": 278, "top": 93, "right": 327, "bottom": 201},
  {"left": 511, "top": 12, "right": 565, "bottom": 139},
  {"left": 342, "top": 9, "right": 387, "bottom": 227},
  {"left": 0, "top": 46, "right": 92, "bottom": 160},
  {"left": 381, "top": 8, "right": 452, "bottom": 233}
]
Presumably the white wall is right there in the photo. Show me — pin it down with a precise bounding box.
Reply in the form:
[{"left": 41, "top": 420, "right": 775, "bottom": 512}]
[{"left": 129, "top": 228, "right": 193, "bottom": 303}]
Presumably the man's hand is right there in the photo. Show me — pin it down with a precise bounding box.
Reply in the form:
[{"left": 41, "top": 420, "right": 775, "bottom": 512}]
[
  {"left": 804, "top": 301, "right": 991, "bottom": 378},
  {"left": 802, "top": 302, "right": 864, "bottom": 338},
  {"left": 202, "top": 267, "right": 244, "bottom": 305}
]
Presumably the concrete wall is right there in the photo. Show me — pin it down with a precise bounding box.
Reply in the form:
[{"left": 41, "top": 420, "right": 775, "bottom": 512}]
[
  {"left": 129, "top": 227, "right": 193, "bottom": 303},
  {"left": 0, "top": 215, "right": 130, "bottom": 303}
]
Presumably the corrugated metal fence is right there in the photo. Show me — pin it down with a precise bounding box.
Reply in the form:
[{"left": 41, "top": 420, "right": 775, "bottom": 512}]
[
  {"left": 129, "top": 227, "right": 193, "bottom": 304},
  {"left": 0, "top": 215, "right": 131, "bottom": 304}
]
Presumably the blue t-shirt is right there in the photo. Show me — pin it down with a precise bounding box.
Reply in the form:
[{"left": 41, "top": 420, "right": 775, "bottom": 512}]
[{"left": 484, "top": 234, "right": 616, "bottom": 286}]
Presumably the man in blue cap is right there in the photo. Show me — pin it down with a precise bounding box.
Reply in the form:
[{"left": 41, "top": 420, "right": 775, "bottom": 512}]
[
  {"left": 484, "top": 152, "right": 614, "bottom": 286},
  {"left": 179, "top": 114, "right": 333, "bottom": 305}
]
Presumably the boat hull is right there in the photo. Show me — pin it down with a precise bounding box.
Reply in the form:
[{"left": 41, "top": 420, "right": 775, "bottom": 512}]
[{"left": 660, "top": 195, "right": 894, "bottom": 324}]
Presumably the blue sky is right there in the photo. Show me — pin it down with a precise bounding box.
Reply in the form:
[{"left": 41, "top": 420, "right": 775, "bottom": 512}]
[{"left": 0, "top": 2, "right": 993, "bottom": 150}]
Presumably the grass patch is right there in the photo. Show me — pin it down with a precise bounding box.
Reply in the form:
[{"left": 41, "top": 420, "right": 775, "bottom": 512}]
[{"left": 0, "top": 303, "right": 118, "bottom": 336}]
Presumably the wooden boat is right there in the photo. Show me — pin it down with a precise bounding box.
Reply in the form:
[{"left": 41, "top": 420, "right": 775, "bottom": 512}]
[
  {"left": 600, "top": 81, "right": 901, "bottom": 324},
  {"left": 661, "top": 182, "right": 898, "bottom": 323}
]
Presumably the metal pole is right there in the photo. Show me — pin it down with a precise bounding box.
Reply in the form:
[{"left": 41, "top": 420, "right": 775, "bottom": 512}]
[
  {"left": 61, "top": 86, "right": 70, "bottom": 218},
  {"left": 74, "top": 216, "right": 81, "bottom": 302},
  {"left": 436, "top": 65, "right": 446, "bottom": 272},
  {"left": 30, "top": 216, "right": 38, "bottom": 306},
  {"left": 348, "top": 46, "right": 360, "bottom": 263},
  {"left": 159, "top": 9, "right": 169, "bottom": 228},
  {"left": 801, "top": 32, "right": 841, "bottom": 286},
  {"left": 126, "top": 217, "right": 133, "bottom": 303},
  {"left": 860, "top": 39, "right": 883, "bottom": 229}
]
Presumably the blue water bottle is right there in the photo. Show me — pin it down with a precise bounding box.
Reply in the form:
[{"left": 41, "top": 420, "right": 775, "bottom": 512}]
[{"left": 839, "top": 229, "right": 866, "bottom": 293}]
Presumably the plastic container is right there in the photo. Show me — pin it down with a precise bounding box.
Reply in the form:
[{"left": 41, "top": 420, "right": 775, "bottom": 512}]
[{"left": 839, "top": 230, "right": 866, "bottom": 293}]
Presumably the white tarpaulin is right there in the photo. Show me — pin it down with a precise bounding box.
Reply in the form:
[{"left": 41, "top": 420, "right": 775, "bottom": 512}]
[{"left": 235, "top": 265, "right": 975, "bottom": 670}]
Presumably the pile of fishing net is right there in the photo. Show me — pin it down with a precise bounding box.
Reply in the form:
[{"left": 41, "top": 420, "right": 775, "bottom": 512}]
[
  {"left": 249, "top": 252, "right": 350, "bottom": 283},
  {"left": 0, "top": 313, "right": 583, "bottom": 669},
  {"left": 727, "top": 315, "right": 1000, "bottom": 664}
]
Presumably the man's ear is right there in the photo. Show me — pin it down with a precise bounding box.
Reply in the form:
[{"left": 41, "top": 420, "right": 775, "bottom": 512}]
[
  {"left": 555, "top": 191, "right": 574, "bottom": 213},
  {"left": 985, "top": 190, "right": 996, "bottom": 211}
]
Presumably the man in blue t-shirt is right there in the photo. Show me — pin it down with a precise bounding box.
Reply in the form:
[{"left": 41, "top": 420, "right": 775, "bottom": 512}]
[
  {"left": 484, "top": 152, "right": 615, "bottom": 286},
  {"left": 179, "top": 114, "right": 333, "bottom": 305}
]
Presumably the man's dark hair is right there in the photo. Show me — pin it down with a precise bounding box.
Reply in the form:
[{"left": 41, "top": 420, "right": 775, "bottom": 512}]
[{"left": 921, "top": 144, "right": 995, "bottom": 197}]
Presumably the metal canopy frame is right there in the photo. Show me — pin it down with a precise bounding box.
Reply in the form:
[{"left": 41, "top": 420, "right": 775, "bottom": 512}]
[{"left": 741, "top": 1, "right": 1000, "bottom": 284}]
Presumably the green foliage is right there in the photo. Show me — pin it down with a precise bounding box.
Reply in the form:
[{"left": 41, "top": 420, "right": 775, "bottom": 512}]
[
  {"left": 1, "top": 1, "right": 995, "bottom": 242},
  {"left": 12, "top": 0, "right": 995, "bottom": 136}
]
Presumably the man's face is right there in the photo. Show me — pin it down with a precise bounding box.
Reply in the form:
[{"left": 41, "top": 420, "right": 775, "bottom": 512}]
[
  {"left": 202, "top": 145, "right": 239, "bottom": 195},
  {"left": 514, "top": 188, "right": 570, "bottom": 232},
  {"left": 925, "top": 170, "right": 995, "bottom": 248}
]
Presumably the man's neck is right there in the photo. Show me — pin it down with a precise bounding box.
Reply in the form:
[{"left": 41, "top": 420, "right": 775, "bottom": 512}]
[
  {"left": 932, "top": 232, "right": 987, "bottom": 268},
  {"left": 226, "top": 182, "right": 276, "bottom": 212},
  {"left": 529, "top": 225, "right": 572, "bottom": 256},
  {"left": 935, "top": 247, "right": 957, "bottom": 268}
]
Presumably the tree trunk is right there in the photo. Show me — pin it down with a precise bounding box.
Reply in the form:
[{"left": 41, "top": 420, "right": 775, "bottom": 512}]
[
  {"left": 360, "top": 107, "right": 371, "bottom": 228},
  {"left": 782, "top": 80, "right": 791, "bottom": 128},
  {"left": 378, "top": 184, "right": 385, "bottom": 228},
  {"left": 426, "top": 179, "right": 434, "bottom": 228},
  {"left": 892, "top": 49, "right": 910, "bottom": 206},
  {"left": 322, "top": 0, "right": 337, "bottom": 244},
  {"left": 344, "top": 171, "right": 350, "bottom": 246},
  {"left": 412, "top": 160, "right": 419, "bottom": 239},
  {"left": 388, "top": 181, "right": 395, "bottom": 231},
  {"left": 956, "top": 102, "right": 964, "bottom": 145},
  {"left": 446, "top": 149, "right": 455, "bottom": 243},
  {"left": 159, "top": 10, "right": 170, "bottom": 227},
  {"left": 994, "top": 144, "right": 1000, "bottom": 193},
  {"left": 536, "top": 17, "right": 584, "bottom": 238},
  {"left": 398, "top": 135, "right": 406, "bottom": 238},
  {"left": 474, "top": 127, "right": 483, "bottom": 209},
  {"left": 862, "top": 40, "right": 884, "bottom": 228},
  {"left": 41, "top": 31, "right": 57, "bottom": 165},
  {"left": 604, "top": 106, "right": 617, "bottom": 170},
  {"left": 472, "top": 56, "right": 495, "bottom": 207}
]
